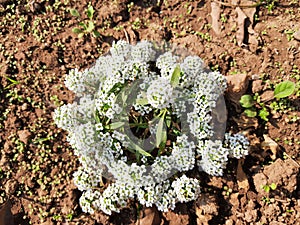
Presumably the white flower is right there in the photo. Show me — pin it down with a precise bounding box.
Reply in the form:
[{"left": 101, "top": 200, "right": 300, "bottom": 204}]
[
  {"left": 197, "top": 140, "right": 229, "bottom": 176},
  {"left": 224, "top": 133, "right": 249, "bottom": 158},
  {"left": 110, "top": 40, "right": 131, "bottom": 58},
  {"left": 131, "top": 40, "right": 156, "bottom": 62},
  {"left": 180, "top": 56, "right": 205, "bottom": 87},
  {"left": 172, "top": 175, "right": 201, "bottom": 202},
  {"left": 156, "top": 51, "right": 178, "bottom": 79}
]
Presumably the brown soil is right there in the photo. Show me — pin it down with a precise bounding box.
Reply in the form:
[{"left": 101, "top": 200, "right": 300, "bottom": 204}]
[{"left": 0, "top": 0, "right": 299, "bottom": 224}]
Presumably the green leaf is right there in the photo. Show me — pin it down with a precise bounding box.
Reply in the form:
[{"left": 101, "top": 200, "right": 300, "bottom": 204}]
[
  {"left": 274, "top": 80, "right": 295, "bottom": 99},
  {"left": 79, "top": 22, "right": 88, "bottom": 30},
  {"left": 4, "top": 76, "right": 20, "bottom": 89},
  {"left": 161, "top": 126, "right": 167, "bottom": 146},
  {"left": 78, "top": 32, "right": 85, "bottom": 38},
  {"left": 5, "top": 76, "right": 19, "bottom": 84},
  {"left": 270, "top": 183, "right": 277, "bottom": 190},
  {"left": 263, "top": 185, "right": 270, "bottom": 193},
  {"left": 136, "top": 98, "right": 148, "bottom": 105},
  {"left": 158, "top": 129, "right": 167, "bottom": 155},
  {"left": 259, "top": 107, "right": 269, "bottom": 121},
  {"left": 156, "top": 117, "right": 166, "bottom": 148},
  {"left": 86, "top": 21, "right": 95, "bottom": 33},
  {"left": 94, "top": 111, "right": 101, "bottom": 123},
  {"left": 240, "top": 95, "right": 255, "bottom": 108},
  {"left": 128, "top": 141, "right": 152, "bottom": 157},
  {"left": 87, "top": 5, "right": 94, "bottom": 20},
  {"left": 170, "top": 65, "right": 181, "bottom": 87},
  {"left": 165, "top": 116, "right": 171, "bottom": 128},
  {"left": 244, "top": 108, "right": 257, "bottom": 117},
  {"left": 121, "top": 91, "right": 128, "bottom": 103},
  {"left": 70, "top": 8, "right": 80, "bottom": 17},
  {"left": 93, "top": 30, "right": 101, "bottom": 37},
  {"left": 109, "top": 122, "right": 124, "bottom": 129},
  {"left": 72, "top": 27, "right": 82, "bottom": 34}
]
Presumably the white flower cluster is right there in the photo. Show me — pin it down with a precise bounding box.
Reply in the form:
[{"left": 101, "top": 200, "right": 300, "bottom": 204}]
[
  {"left": 156, "top": 52, "right": 178, "bottom": 79},
  {"left": 84, "top": 175, "right": 200, "bottom": 215},
  {"left": 224, "top": 133, "right": 249, "bottom": 159},
  {"left": 146, "top": 77, "right": 176, "bottom": 109},
  {"left": 73, "top": 167, "right": 102, "bottom": 191},
  {"left": 197, "top": 140, "right": 229, "bottom": 176},
  {"left": 54, "top": 40, "right": 249, "bottom": 214}
]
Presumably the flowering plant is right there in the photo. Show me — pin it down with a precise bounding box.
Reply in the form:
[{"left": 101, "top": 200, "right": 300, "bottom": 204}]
[{"left": 54, "top": 40, "right": 249, "bottom": 215}]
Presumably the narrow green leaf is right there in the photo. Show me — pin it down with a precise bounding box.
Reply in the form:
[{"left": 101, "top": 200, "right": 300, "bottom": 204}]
[
  {"left": 87, "top": 5, "right": 94, "bottom": 20},
  {"left": 128, "top": 141, "right": 152, "bottom": 157},
  {"left": 121, "top": 91, "right": 128, "bottom": 103},
  {"left": 244, "top": 108, "right": 257, "bottom": 117},
  {"left": 70, "top": 8, "right": 80, "bottom": 17},
  {"left": 158, "top": 130, "right": 167, "bottom": 155},
  {"left": 156, "top": 117, "right": 165, "bottom": 148},
  {"left": 161, "top": 127, "right": 167, "bottom": 147},
  {"left": 170, "top": 65, "right": 181, "bottom": 87},
  {"left": 109, "top": 122, "right": 124, "bottom": 129},
  {"left": 72, "top": 27, "right": 82, "bottom": 34},
  {"left": 165, "top": 116, "right": 171, "bottom": 128},
  {"left": 94, "top": 111, "right": 101, "bottom": 123},
  {"left": 93, "top": 30, "right": 101, "bottom": 37},
  {"left": 240, "top": 95, "right": 255, "bottom": 108},
  {"left": 274, "top": 80, "right": 295, "bottom": 99},
  {"left": 5, "top": 76, "right": 19, "bottom": 84}
]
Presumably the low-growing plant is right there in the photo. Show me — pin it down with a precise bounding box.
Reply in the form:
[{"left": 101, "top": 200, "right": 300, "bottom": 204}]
[
  {"left": 65, "top": 212, "right": 74, "bottom": 221},
  {"left": 240, "top": 93, "right": 269, "bottom": 121},
  {"left": 70, "top": 5, "right": 100, "bottom": 38},
  {"left": 264, "top": 0, "right": 278, "bottom": 12},
  {"left": 54, "top": 40, "right": 249, "bottom": 214},
  {"left": 261, "top": 182, "right": 277, "bottom": 193},
  {"left": 240, "top": 80, "right": 296, "bottom": 121},
  {"left": 4, "top": 76, "right": 19, "bottom": 89}
]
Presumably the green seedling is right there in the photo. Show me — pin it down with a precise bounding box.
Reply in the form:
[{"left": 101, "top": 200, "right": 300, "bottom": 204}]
[
  {"left": 4, "top": 76, "right": 19, "bottom": 89},
  {"left": 66, "top": 213, "right": 74, "bottom": 221},
  {"left": 284, "top": 29, "right": 295, "bottom": 42},
  {"left": 240, "top": 94, "right": 269, "bottom": 120},
  {"left": 240, "top": 94, "right": 255, "bottom": 108},
  {"left": 265, "top": 0, "right": 278, "bottom": 12},
  {"left": 52, "top": 214, "right": 62, "bottom": 221},
  {"left": 261, "top": 183, "right": 277, "bottom": 193},
  {"left": 240, "top": 80, "right": 295, "bottom": 121},
  {"left": 70, "top": 5, "right": 100, "bottom": 38},
  {"left": 286, "top": 209, "right": 294, "bottom": 213}
]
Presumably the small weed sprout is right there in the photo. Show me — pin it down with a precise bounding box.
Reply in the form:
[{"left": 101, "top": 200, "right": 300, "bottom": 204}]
[
  {"left": 240, "top": 80, "right": 296, "bottom": 121},
  {"left": 54, "top": 40, "right": 249, "bottom": 214},
  {"left": 261, "top": 183, "right": 277, "bottom": 193},
  {"left": 70, "top": 5, "right": 100, "bottom": 38}
]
